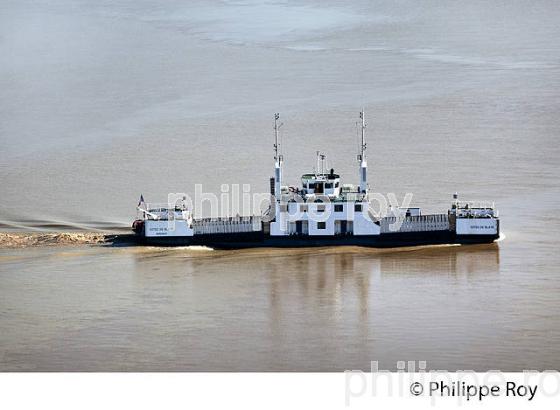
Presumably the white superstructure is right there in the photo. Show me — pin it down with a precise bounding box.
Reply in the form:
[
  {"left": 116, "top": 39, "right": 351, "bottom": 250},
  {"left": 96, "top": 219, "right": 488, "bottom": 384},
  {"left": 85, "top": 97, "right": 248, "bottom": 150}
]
[
  {"left": 450, "top": 194, "right": 499, "bottom": 236},
  {"left": 270, "top": 110, "right": 380, "bottom": 237}
]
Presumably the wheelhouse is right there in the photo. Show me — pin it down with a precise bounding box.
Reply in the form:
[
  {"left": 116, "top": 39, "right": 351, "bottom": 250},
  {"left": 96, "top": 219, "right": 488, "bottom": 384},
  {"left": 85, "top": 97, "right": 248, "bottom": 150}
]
[{"left": 301, "top": 169, "right": 341, "bottom": 199}]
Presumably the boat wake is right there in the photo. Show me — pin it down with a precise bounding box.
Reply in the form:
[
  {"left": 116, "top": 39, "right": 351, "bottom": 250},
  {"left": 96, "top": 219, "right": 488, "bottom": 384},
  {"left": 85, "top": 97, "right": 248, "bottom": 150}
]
[
  {"left": 0, "top": 217, "right": 130, "bottom": 233},
  {"left": 0, "top": 232, "right": 108, "bottom": 248}
]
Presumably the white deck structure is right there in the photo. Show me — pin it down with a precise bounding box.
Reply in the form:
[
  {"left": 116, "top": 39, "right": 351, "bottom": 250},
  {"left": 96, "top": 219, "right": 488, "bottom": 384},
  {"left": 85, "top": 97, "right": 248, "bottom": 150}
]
[{"left": 270, "top": 110, "right": 381, "bottom": 236}]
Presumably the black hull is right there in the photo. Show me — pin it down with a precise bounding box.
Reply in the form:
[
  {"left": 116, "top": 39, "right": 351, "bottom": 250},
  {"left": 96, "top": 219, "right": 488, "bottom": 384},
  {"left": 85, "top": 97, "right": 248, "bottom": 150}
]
[{"left": 138, "top": 231, "right": 499, "bottom": 249}]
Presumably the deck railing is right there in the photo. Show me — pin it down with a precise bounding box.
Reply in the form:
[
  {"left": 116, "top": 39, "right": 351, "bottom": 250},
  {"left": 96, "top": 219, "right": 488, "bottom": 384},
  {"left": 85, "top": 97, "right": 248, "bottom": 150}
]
[
  {"left": 381, "top": 214, "right": 449, "bottom": 233},
  {"left": 192, "top": 216, "right": 262, "bottom": 235}
]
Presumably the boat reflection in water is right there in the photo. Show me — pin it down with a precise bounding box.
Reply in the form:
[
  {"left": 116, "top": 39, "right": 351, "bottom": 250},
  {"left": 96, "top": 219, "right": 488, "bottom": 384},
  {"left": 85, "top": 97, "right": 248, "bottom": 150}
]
[{"left": 128, "top": 244, "right": 501, "bottom": 371}]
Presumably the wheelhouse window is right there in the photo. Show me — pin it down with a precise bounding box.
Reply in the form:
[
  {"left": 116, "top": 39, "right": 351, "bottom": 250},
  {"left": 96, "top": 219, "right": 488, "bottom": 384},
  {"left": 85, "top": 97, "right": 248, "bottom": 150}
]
[
  {"left": 317, "top": 222, "right": 326, "bottom": 229},
  {"left": 334, "top": 204, "right": 343, "bottom": 212},
  {"left": 317, "top": 205, "right": 325, "bottom": 213},
  {"left": 354, "top": 203, "right": 362, "bottom": 212}
]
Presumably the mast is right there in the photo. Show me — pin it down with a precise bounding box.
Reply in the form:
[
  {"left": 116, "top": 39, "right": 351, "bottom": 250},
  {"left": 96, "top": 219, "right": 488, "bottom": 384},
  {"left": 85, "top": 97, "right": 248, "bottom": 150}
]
[
  {"left": 274, "top": 113, "right": 281, "bottom": 162},
  {"left": 315, "top": 151, "right": 326, "bottom": 176},
  {"left": 360, "top": 109, "right": 366, "bottom": 160},
  {"left": 358, "top": 109, "right": 368, "bottom": 194},
  {"left": 273, "top": 113, "right": 283, "bottom": 201},
  {"left": 270, "top": 113, "right": 287, "bottom": 235}
]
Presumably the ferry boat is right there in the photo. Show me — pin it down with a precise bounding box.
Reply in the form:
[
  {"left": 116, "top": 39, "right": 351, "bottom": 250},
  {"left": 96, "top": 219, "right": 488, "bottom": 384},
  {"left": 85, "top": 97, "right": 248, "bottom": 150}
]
[{"left": 132, "top": 112, "right": 500, "bottom": 249}]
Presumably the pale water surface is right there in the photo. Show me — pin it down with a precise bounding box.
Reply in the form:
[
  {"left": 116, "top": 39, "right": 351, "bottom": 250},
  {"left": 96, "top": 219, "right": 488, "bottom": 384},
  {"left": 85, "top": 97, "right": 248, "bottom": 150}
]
[{"left": 1, "top": 0, "right": 560, "bottom": 370}]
